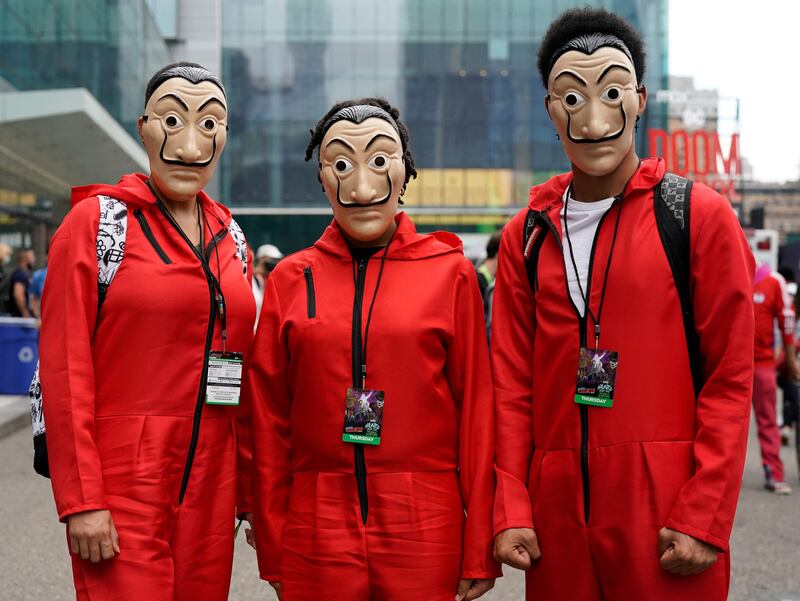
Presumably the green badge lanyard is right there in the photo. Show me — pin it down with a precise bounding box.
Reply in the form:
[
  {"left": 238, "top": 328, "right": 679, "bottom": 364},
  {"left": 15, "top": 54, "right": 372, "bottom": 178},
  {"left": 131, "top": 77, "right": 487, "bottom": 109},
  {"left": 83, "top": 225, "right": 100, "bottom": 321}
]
[{"left": 563, "top": 184, "right": 625, "bottom": 351}]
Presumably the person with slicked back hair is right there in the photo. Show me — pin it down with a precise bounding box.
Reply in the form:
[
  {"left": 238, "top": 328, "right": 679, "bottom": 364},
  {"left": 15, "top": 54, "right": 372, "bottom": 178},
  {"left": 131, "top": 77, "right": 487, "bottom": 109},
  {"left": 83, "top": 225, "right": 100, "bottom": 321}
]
[
  {"left": 39, "top": 61, "right": 256, "bottom": 601},
  {"left": 491, "top": 8, "right": 754, "bottom": 601},
  {"left": 242, "top": 97, "right": 499, "bottom": 601}
]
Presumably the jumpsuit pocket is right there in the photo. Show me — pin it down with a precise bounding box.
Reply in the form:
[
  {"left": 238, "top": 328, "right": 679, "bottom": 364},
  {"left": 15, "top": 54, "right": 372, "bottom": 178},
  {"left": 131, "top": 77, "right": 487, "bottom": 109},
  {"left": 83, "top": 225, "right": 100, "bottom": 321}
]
[
  {"left": 303, "top": 266, "right": 316, "bottom": 318},
  {"left": 527, "top": 449, "right": 546, "bottom": 523},
  {"left": 134, "top": 209, "right": 172, "bottom": 264}
]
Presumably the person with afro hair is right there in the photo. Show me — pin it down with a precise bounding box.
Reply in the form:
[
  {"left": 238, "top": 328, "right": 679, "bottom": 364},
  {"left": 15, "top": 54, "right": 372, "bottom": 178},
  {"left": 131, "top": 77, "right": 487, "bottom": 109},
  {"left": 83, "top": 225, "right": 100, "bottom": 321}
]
[
  {"left": 491, "top": 8, "right": 754, "bottom": 601},
  {"left": 243, "top": 97, "right": 500, "bottom": 600}
]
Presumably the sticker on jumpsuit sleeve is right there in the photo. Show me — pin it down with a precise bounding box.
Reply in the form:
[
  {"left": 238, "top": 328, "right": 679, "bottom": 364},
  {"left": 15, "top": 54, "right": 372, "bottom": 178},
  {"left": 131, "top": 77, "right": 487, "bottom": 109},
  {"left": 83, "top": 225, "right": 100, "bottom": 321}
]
[
  {"left": 574, "top": 347, "right": 618, "bottom": 408},
  {"left": 342, "top": 387, "right": 384, "bottom": 445},
  {"left": 206, "top": 351, "right": 243, "bottom": 406}
]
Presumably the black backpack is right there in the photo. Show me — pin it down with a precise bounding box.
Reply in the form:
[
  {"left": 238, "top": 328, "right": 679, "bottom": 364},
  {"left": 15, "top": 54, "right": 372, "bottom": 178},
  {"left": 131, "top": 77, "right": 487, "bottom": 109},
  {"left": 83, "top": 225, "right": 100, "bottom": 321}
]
[{"left": 521, "top": 173, "right": 702, "bottom": 395}]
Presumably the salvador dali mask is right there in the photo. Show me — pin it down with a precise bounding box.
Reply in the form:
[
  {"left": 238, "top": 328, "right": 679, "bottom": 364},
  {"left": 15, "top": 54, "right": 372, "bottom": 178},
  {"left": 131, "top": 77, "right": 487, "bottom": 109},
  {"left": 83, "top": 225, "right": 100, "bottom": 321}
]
[
  {"left": 546, "top": 45, "right": 646, "bottom": 177},
  {"left": 138, "top": 78, "right": 228, "bottom": 202},
  {"left": 319, "top": 114, "right": 406, "bottom": 244}
]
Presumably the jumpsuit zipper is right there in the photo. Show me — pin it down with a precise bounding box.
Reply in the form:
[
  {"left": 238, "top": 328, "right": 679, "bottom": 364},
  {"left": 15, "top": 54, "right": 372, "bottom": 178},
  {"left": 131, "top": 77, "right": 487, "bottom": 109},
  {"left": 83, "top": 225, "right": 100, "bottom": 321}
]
[
  {"left": 152, "top": 198, "right": 224, "bottom": 504},
  {"left": 539, "top": 200, "right": 619, "bottom": 525},
  {"left": 304, "top": 266, "right": 316, "bottom": 318},
  {"left": 134, "top": 209, "right": 172, "bottom": 264},
  {"left": 352, "top": 257, "right": 369, "bottom": 525}
]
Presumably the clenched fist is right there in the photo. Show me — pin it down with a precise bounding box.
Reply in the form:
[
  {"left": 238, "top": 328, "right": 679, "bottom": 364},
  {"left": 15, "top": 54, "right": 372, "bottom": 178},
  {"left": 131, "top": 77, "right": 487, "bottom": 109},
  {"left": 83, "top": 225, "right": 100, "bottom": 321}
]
[
  {"left": 67, "top": 509, "right": 120, "bottom": 563},
  {"left": 493, "top": 527, "right": 542, "bottom": 571},
  {"left": 658, "top": 527, "right": 718, "bottom": 576}
]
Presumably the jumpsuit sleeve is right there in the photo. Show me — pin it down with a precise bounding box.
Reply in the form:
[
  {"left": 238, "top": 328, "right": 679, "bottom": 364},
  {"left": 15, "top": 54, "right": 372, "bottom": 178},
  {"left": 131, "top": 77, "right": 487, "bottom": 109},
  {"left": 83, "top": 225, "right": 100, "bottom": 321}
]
[
  {"left": 236, "top": 250, "right": 256, "bottom": 517},
  {"left": 664, "top": 191, "right": 755, "bottom": 552},
  {"left": 490, "top": 212, "right": 536, "bottom": 536},
  {"left": 39, "top": 197, "right": 106, "bottom": 522},
  {"left": 773, "top": 274, "right": 795, "bottom": 351},
  {"left": 446, "top": 258, "right": 502, "bottom": 579},
  {"left": 242, "top": 274, "right": 292, "bottom": 582}
]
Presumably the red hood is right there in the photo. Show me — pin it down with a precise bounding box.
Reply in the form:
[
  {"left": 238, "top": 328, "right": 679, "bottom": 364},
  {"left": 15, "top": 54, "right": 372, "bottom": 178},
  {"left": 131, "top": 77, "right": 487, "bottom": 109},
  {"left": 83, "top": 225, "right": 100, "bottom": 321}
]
[
  {"left": 314, "top": 212, "right": 463, "bottom": 261},
  {"left": 70, "top": 173, "right": 233, "bottom": 224},
  {"left": 527, "top": 157, "right": 666, "bottom": 211}
]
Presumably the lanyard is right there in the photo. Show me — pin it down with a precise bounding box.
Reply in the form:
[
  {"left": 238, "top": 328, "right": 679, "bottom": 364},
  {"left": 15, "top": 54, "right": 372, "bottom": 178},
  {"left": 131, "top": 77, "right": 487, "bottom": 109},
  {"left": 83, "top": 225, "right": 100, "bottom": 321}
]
[
  {"left": 351, "top": 232, "right": 395, "bottom": 388},
  {"left": 563, "top": 184, "right": 625, "bottom": 351},
  {"left": 147, "top": 180, "right": 228, "bottom": 351}
]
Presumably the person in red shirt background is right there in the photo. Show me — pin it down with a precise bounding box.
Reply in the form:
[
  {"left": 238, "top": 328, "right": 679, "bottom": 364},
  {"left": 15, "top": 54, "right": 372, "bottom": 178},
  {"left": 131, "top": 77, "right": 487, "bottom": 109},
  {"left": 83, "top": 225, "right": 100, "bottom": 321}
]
[{"left": 753, "top": 263, "right": 799, "bottom": 494}]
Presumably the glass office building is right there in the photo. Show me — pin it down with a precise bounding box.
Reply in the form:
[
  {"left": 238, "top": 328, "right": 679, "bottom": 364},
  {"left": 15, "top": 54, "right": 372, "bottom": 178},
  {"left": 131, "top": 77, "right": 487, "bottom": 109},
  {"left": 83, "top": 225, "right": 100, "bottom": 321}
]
[
  {"left": 220, "top": 0, "right": 668, "bottom": 248},
  {"left": 0, "top": 0, "right": 169, "bottom": 136}
]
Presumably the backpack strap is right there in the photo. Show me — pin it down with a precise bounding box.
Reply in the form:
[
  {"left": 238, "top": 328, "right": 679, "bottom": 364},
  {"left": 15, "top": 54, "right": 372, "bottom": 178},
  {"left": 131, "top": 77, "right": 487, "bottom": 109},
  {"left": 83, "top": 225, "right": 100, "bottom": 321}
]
[
  {"left": 30, "top": 195, "right": 128, "bottom": 477},
  {"left": 653, "top": 173, "right": 702, "bottom": 396},
  {"left": 522, "top": 208, "right": 547, "bottom": 292},
  {"left": 227, "top": 218, "right": 248, "bottom": 277},
  {"left": 96, "top": 195, "right": 128, "bottom": 306}
]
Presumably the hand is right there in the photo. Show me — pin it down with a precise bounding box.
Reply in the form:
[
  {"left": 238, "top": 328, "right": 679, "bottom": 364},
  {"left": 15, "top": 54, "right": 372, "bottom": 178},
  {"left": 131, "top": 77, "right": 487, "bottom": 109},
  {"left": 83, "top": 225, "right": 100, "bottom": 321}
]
[
  {"left": 67, "top": 509, "right": 120, "bottom": 563},
  {"left": 243, "top": 512, "right": 256, "bottom": 550},
  {"left": 455, "top": 578, "right": 495, "bottom": 601},
  {"left": 493, "top": 527, "right": 541, "bottom": 570},
  {"left": 268, "top": 581, "right": 282, "bottom": 600},
  {"left": 658, "top": 527, "right": 718, "bottom": 575}
]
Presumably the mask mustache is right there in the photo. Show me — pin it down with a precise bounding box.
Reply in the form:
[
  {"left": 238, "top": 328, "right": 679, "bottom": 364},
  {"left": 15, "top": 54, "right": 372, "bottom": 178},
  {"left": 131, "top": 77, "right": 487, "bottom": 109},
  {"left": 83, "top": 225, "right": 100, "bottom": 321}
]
[
  {"left": 158, "top": 122, "right": 218, "bottom": 167},
  {"left": 336, "top": 174, "right": 393, "bottom": 208},
  {"left": 566, "top": 105, "right": 626, "bottom": 144}
]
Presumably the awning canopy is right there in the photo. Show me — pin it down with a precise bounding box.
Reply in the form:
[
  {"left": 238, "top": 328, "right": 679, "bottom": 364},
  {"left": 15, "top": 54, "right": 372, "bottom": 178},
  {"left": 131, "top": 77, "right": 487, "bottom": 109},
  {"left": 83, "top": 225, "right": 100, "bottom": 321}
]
[{"left": 0, "top": 88, "right": 148, "bottom": 199}]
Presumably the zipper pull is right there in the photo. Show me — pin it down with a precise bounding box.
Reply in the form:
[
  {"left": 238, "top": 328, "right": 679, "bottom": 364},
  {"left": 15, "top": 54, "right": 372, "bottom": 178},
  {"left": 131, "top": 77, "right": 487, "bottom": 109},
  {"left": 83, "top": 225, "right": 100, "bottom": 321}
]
[
  {"left": 358, "top": 258, "right": 366, "bottom": 271},
  {"left": 361, "top": 364, "right": 367, "bottom": 389}
]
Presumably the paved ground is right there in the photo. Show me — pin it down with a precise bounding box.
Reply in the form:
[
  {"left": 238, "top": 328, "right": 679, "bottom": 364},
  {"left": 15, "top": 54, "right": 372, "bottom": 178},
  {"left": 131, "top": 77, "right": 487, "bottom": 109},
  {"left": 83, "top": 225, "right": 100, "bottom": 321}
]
[{"left": 0, "top": 417, "right": 797, "bottom": 600}]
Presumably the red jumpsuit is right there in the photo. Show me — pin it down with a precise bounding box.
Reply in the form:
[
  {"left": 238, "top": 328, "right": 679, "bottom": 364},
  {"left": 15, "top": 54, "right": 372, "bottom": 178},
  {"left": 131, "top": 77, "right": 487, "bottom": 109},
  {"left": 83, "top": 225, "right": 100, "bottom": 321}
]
[
  {"left": 40, "top": 174, "right": 256, "bottom": 601},
  {"left": 752, "top": 267, "right": 795, "bottom": 483},
  {"left": 491, "top": 158, "right": 754, "bottom": 601},
  {"left": 242, "top": 212, "right": 499, "bottom": 600}
]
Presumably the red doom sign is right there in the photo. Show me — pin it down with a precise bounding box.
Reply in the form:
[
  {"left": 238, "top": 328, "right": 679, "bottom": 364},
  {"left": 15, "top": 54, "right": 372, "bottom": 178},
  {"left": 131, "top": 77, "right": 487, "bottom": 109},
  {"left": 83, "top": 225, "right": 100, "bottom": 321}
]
[{"left": 648, "top": 129, "right": 740, "bottom": 199}]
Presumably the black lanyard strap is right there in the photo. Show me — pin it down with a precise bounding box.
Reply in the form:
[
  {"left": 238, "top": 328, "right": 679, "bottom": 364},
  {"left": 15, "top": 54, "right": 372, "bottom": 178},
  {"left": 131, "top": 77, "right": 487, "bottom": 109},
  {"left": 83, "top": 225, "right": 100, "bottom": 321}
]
[
  {"left": 564, "top": 185, "right": 625, "bottom": 350},
  {"left": 351, "top": 230, "right": 395, "bottom": 388}
]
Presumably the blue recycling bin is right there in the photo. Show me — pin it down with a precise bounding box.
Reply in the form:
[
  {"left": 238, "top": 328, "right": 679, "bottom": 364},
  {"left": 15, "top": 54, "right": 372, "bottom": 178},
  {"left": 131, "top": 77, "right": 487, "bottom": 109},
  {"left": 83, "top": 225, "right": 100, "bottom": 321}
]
[{"left": 0, "top": 317, "right": 39, "bottom": 394}]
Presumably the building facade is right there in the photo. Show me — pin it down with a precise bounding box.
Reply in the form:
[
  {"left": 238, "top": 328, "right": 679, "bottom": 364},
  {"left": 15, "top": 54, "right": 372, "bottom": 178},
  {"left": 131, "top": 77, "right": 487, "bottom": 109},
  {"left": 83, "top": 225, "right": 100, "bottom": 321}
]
[
  {"left": 221, "top": 0, "right": 668, "bottom": 250},
  {"left": 0, "top": 0, "right": 668, "bottom": 253}
]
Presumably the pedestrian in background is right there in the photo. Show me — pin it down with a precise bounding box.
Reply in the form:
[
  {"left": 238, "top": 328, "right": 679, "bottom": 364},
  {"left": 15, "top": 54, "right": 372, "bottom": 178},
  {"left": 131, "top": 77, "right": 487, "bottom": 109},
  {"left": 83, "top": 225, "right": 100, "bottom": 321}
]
[
  {"left": 753, "top": 263, "right": 798, "bottom": 494},
  {"left": 252, "top": 243, "right": 283, "bottom": 324},
  {"left": 2, "top": 247, "right": 34, "bottom": 317}
]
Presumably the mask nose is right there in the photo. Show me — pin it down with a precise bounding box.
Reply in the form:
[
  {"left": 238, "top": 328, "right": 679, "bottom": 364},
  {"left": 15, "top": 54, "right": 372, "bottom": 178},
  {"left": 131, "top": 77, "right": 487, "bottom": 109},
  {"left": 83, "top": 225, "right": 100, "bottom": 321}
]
[
  {"left": 579, "top": 101, "right": 613, "bottom": 140},
  {"left": 349, "top": 167, "right": 377, "bottom": 204},
  {"left": 175, "top": 128, "right": 203, "bottom": 163}
]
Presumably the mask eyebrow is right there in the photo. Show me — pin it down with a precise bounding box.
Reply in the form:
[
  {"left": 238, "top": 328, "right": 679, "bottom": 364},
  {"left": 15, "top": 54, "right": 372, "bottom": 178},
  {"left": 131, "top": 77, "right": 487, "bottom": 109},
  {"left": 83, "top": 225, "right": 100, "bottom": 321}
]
[
  {"left": 325, "top": 137, "right": 356, "bottom": 152},
  {"left": 365, "top": 133, "right": 398, "bottom": 150},
  {"left": 156, "top": 93, "right": 189, "bottom": 111},
  {"left": 597, "top": 64, "right": 632, "bottom": 83},
  {"left": 198, "top": 96, "right": 227, "bottom": 112},
  {"left": 553, "top": 70, "right": 588, "bottom": 87}
]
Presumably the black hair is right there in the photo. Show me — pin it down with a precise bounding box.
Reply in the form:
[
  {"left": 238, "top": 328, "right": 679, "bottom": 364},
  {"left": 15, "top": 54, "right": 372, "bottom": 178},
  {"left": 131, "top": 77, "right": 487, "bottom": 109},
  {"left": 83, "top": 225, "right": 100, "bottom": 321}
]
[
  {"left": 778, "top": 264, "right": 796, "bottom": 283},
  {"left": 486, "top": 231, "right": 502, "bottom": 259},
  {"left": 144, "top": 62, "right": 226, "bottom": 107},
  {"left": 304, "top": 97, "right": 417, "bottom": 186},
  {"left": 537, "top": 8, "right": 646, "bottom": 87}
]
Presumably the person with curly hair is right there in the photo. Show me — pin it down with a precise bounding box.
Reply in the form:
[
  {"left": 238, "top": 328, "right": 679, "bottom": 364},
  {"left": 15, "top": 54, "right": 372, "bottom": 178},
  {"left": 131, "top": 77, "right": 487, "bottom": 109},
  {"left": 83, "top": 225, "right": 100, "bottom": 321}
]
[
  {"left": 242, "top": 97, "right": 499, "bottom": 600},
  {"left": 491, "top": 8, "right": 754, "bottom": 601}
]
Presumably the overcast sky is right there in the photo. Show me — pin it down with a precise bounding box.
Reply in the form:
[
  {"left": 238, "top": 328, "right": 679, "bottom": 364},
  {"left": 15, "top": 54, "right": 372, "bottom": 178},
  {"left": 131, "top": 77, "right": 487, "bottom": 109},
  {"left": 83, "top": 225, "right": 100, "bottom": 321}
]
[{"left": 669, "top": 0, "right": 797, "bottom": 182}]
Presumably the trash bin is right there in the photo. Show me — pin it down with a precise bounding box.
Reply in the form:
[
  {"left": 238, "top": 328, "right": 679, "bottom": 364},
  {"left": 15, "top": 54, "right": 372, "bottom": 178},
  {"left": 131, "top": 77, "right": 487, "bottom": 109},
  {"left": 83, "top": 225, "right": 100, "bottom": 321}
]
[{"left": 0, "top": 317, "right": 39, "bottom": 394}]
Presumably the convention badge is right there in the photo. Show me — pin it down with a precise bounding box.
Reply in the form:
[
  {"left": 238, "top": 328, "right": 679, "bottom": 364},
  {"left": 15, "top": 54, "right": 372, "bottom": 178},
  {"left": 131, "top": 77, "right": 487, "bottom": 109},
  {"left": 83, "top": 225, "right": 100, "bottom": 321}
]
[
  {"left": 574, "top": 348, "right": 619, "bottom": 408},
  {"left": 342, "top": 387, "right": 384, "bottom": 445},
  {"left": 206, "top": 351, "right": 243, "bottom": 406}
]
